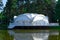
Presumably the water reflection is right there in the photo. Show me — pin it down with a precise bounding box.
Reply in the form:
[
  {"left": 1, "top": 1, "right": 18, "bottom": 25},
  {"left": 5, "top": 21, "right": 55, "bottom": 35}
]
[{"left": 8, "top": 30, "right": 59, "bottom": 40}]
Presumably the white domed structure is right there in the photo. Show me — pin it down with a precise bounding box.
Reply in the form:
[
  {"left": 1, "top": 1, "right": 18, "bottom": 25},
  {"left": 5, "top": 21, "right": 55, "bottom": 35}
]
[
  {"left": 32, "top": 14, "right": 49, "bottom": 26},
  {"left": 14, "top": 13, "right": 38, "bottom": 26},
  {"left": 8, "top": 13, "right": 49, "bottom": 29}
]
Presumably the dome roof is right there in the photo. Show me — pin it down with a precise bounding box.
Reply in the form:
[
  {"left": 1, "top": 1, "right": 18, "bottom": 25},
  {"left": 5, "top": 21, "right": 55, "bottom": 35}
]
[
  {"left": 32, "top": 15, "right": 49, "bottom": 26},
  {"left": 15, "top": 15, "right": 30, "bottom": 22},
  {"left": 22, "top": 13, "right": 38, "bottom": 20},
  {"left": 14, "top": 13, "right": 39, "bottom": 26},
  {"left": 8, "top": 13, "right": 49, "bottom": 28},
  {"left": 16, "top": 13, "right": 38, "bottom": 20},
  {"left": 14, "top": 14, "right": 32, "bottom": 26},
  {"left": 14, "top": 13, "right": 38, "bottom": 22}
]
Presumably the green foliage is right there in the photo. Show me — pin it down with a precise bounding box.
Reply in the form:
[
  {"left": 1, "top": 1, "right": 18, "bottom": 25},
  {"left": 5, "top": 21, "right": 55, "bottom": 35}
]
[
  {"left": 0, "top": 12, "right": 6, "bottom": 21},
  {"left": 0, "top": 13, "right": 4, "bottom": 19},
  {"left": 4, "top": 0, "right": 55, "bottom": 16},
  {"left": 3, "top": 0, "right": 18, "bottom": 24},
  {"left": 18, "top": 0, "right": 54, "bottom": 16},
  {"left": 0, "top": 30, "right": 14, "bottom": 40},
  {"left": 55, "top": 0, "right": 60, "bottom": 19},
  {"left": 55, "top": 0, "right": 60, "bottom": 24},
  {"left": 45, "top": 0, "right": 51, "bottom": 4},
  {"left": 2, "top": 0, "right": 57, "bottom": 26},
  {"left": 0, "top": 12, "right": 7, "bottom": 29}
]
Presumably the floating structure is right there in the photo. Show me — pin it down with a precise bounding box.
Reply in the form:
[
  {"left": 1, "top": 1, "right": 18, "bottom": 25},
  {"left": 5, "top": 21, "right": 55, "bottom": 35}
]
[{"left": 8, "top": 13, "right": 59, "bottom": 29}]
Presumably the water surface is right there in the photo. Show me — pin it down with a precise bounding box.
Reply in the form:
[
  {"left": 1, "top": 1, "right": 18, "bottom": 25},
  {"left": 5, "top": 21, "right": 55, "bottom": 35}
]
[{"left": 0, "top": 30, "right": 60, "bottom": 40}]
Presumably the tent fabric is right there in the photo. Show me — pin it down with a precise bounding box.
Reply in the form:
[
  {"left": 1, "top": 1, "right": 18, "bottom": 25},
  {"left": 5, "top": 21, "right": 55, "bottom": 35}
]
[
  {"left": 8, "top": 13, "right": 49, "bottom": 28},
  {"left": 22, "top": 13, "right": 38, "bottom": 20},
  {"left": 32, "top": 15, "right": 49, "bottom": 26},
  {"left": 14, "top": 13, "right": 39, "bottom": 26},
  {"left": 14, "top": 14, "right": 32, "bottom": 26}
]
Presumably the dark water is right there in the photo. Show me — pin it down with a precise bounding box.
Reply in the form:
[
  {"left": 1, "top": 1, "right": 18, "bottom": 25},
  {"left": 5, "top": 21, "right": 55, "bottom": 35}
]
[{"left": 0, "top": 30, "right": 60, "bottom": 40}]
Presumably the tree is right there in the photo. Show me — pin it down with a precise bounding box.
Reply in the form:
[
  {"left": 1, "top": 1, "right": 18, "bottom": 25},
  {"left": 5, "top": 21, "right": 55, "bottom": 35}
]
[
  {"left": 3, "top": 0, "right": 57, "bottom": 25},
  {"left": 3, "top": 0, "right": 17, "bottom": 24},
  {"left": 3, "top": 0, "right": 12, "bottom": 25},
  {"left": 55, "top": 0, "right": 60, "bottom": 24}
]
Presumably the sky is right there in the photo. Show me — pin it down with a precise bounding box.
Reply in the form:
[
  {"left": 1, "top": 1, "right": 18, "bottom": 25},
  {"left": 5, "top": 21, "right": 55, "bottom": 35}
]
[
  {"left": 56, "top": 0, "right": 58, "bottom": 1},
  {"left": 0, "top": 0, "right": 7, "bottom": 13},
  {"left": 2, "top": 0, "right": 7, "bottom": 7}
]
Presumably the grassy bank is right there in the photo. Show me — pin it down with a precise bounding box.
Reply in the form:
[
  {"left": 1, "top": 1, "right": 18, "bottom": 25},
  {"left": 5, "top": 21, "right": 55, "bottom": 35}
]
[{"left": 0, "top": 30, "right": 13, "bottom": 40}]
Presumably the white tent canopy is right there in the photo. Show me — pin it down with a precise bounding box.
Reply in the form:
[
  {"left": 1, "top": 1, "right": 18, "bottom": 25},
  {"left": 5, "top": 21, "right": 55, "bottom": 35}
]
[
  {"left": 32, "top": 14, "right": 49, "bottom": 26},
  {"left": 8, "top": 13, "right": 49, "bottom": 28},
  {"left": 14, "top": 13, "right": 39, "bottom": 26},
  {"left": 15, "top": 15, "right": 31, "bottom": 26}
]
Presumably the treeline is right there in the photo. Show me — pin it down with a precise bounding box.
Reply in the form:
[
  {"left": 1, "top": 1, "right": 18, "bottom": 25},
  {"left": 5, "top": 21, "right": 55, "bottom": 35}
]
[
  {"left": 0, "top": 0, "right": 60, "bottom": 28},
  {"left": 3, "top": 0, "right": 56, "bottom": 23}
]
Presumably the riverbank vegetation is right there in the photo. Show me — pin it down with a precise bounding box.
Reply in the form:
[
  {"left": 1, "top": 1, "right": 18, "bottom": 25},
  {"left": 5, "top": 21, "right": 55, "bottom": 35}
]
[{"left": 0, "top": 0, "right": 60, "bottom": 29}]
